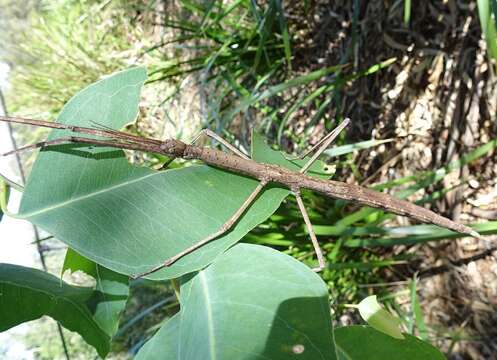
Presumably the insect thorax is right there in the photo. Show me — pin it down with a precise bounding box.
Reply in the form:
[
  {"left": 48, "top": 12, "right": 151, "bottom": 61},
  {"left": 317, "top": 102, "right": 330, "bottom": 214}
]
[{"left": 160, "top": 139, "right": 187, "bottom": 157}]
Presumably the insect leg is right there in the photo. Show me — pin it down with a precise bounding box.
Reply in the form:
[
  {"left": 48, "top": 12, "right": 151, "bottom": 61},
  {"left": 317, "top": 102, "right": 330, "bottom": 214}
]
[
  {"left": 191, "top": 128, "right": 250, "bottom": 159},
  {"left": 299, "top": 118, "right": 351, "bottom": 174},
  {"left": 294, "top": 190, "right": 326, "bottom": 272},
  {"left": 160, "top": 128, "right": 250, "bottom": 169}
]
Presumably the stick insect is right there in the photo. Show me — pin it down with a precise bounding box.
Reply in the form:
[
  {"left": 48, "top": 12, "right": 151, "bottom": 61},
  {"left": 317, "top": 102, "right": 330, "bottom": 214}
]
[{"left": 0, "top": 115, "right": 480, "bottom": 278}]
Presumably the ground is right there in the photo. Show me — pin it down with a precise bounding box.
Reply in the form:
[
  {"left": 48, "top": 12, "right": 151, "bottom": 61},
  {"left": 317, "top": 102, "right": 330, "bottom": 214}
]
[{"left": 285, "top": 2, "right": 497, "bottom": 358}]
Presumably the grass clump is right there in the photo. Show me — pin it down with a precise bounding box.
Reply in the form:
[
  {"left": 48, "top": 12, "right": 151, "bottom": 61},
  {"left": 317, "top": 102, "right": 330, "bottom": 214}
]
[{"left": 1, "top": 0, "right": 153, "bottom": 118}]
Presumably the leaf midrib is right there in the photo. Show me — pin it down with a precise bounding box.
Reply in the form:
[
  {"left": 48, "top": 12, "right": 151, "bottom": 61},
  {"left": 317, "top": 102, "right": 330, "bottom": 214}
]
[
  {"left": 199, "top": 272, "right": 217, "bottom": 360},
  {"left": 19, "top": 171, "right": 159, "bottom": 218}
]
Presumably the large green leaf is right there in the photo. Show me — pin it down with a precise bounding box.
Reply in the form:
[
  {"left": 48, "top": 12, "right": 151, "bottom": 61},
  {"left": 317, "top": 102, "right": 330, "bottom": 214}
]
[
  {"left": 334, "top": 326, "right": 445, "bottom": 360},
  {"left": 136, "top": 243, "right": 336, "bottom": 360},
  {"left": 0, "top": 263, "right": 121, "bottom": 358},
  {"left": 17, "top": 67, "right": 329, "bottom": 280},
  {"left": 62, "top": 248, "right": 129, "bottom": 336}
]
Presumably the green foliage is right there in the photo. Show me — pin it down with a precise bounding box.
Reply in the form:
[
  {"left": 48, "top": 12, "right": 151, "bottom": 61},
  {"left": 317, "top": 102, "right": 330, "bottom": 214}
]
[
  {"left": 356, "top": 295, "right": 404, "bottom": 340},
  {"left": 147, "top": 0, "right": 292, "bottom": 84},
  {"left": 144, "top": 0, "right": 395, "bottom": 146},
  {"left": 1, "top": 0, "right": 149, "bottom": 118},
  {"left": 0, "top": 263, "right": 121, "bottom": 358},
  {"left": 324, "top": 138, "right": 394, "bottom": 158},
  {"left": 0, "top": 177, "right": 8, "bottom": 222},
  {"left": 1, "top": 1, "right": 494, "bottom": 358},
  {"left": 245, "top": 133, "right": 497, "bottom": 305},
  {"left": 139, "top": 0, "right": 303, "bottom": 137},
  {"left": 0, "top": 67, "right": 453, "bottom": 359},
  {"left": 409, "top": 277, "right": 428, "bottom": 340},
  {"left": 477, "top": 0, "right": 497, "bottom": 64},
  {"left": 404, "top": 0, "right": 411, "bottom": 26},
  {"left": 138, "top": 244, "right": 335, "bottom": 360},
  {"left": 62, "top": 249, "right": 130, "bottom": 336},
  {"left": 334, "top": 326, "right": 445, "bottom": 360},
  {"left": 16, "top": 67, "right": 333, "bottom": 280}
]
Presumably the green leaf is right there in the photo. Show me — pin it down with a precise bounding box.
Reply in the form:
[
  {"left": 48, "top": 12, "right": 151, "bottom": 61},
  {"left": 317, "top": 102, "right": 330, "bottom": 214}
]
[
  {"left": 17, "top": 67, "right": 329, "bottom": 280},
  {"left": 356, "top": 295, "right": 404, "bottom": 339},
  {"left": 343, "top": 221, "right": 497, "bottom": 248},
  {"left": 137, "top": 243, "right": 336, "bottom": 360},
  {"left": 335, "top": 326, "right": 445, "bottom": 360},
  {"left": 62, "top": 248, "right": 129, "bottom": 337},
  {"left": 324, "top": 138, "right": 393, "bottom": 158},
  {"left": 0, "top": 263, "right": 113, "bottom": 358},
  {"left": 0, "top": 174, "right": 18, "bottom": 221},
  {"left": 251, "top": 130, "right": 331, "bottom": 179},
  {"left": 180, "top": 243, "right": 335, "bottom": 360},
  {"left": 135, "top": 314, "right": 180, "bottom": 360}
]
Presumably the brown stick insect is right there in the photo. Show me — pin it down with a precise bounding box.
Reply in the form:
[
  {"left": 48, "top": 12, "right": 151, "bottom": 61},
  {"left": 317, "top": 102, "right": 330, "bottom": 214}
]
[{"left": 0, "top": 115, "right": 480, "bottom": 278}]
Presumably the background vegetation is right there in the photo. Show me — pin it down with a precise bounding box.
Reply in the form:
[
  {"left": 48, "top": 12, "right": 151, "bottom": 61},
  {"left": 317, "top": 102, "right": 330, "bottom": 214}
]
[{"left": 1, "top": 0, "right": 497, "bottom": 358}]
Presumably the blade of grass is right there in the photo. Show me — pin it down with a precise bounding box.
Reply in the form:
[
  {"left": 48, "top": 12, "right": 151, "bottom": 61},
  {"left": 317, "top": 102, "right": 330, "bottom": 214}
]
[
  {"left": 212, "top": 0, "right": 246, "bottom": 25},
  {"left": 328, "top": 259, "right": 406, "bottom": 271},
  {"left": 410, "top": 276, "right": 428, "bottom": 340},
  {"left": 324, "top": 138, "right": 394, "bottom": 157},
  {"left": 343, "top": 221, "right": 497, "bottom": 248},
  {"left": 276, "top": 85, "right": 331, "bottom": 143},
  {"left": 492, "top": 0, "right": 497, "bottom": 30},
  {"left": 253, "top": 1, "right": 276, "bottom": 72},
  {"left": 226, "top": 64, "right": 346, "bottom": 119},
  {"left": 477, "top": 0, "right": 497, "bottom": 63},
  {"left": 274, "top": 0, "right": 292, "bottom": 71},
  {"left": 404, "top": 0, "right": 411, "bottom": 26}
]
